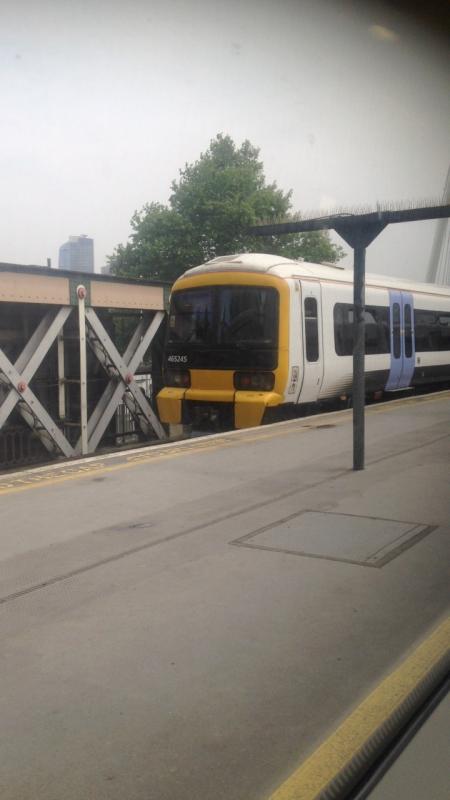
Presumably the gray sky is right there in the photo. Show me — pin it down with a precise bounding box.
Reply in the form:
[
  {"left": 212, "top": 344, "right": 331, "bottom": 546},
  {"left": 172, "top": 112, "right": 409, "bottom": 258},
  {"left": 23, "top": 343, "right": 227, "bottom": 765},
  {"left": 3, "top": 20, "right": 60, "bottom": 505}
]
[{"left": 1, "top": 0, "right": 449, "bottom": 280}]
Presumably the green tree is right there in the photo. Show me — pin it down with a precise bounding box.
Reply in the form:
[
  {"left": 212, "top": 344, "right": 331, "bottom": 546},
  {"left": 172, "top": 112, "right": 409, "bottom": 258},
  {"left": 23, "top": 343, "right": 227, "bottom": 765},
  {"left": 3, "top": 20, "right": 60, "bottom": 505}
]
[{"left": 109, "top": 134, "right": 343, "bottom": 281}]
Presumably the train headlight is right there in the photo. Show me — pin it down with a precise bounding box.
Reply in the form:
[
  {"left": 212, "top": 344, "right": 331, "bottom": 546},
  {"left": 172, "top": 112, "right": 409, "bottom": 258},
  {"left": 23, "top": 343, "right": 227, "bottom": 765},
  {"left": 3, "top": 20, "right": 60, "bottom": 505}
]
[
  {"left": 234, "top": 372, "right": 275, "bottom": 391},
  {"left": 164, "top": 369, "right": 191, "bottom": 388}
]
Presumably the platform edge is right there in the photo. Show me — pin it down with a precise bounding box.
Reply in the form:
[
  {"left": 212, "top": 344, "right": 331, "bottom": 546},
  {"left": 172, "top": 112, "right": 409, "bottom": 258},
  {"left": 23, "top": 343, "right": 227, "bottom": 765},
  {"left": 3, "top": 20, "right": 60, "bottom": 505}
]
[{"left": 267, "top": 615, "right": 450, "bottom": 800}]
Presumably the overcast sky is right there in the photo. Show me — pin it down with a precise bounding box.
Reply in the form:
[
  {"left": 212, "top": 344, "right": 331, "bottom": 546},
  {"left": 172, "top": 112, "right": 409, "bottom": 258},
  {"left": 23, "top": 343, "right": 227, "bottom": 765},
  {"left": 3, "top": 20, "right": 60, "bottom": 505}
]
[{"left": 1, "top": 0, "right": 449, "bottom": 280}]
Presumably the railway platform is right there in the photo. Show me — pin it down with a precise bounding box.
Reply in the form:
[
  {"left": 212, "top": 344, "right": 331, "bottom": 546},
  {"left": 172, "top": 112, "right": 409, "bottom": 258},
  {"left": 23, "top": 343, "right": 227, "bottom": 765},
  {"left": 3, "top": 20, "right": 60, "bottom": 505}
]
[{"left": 0, "top": 391, "right": 449, "bottom": 800}]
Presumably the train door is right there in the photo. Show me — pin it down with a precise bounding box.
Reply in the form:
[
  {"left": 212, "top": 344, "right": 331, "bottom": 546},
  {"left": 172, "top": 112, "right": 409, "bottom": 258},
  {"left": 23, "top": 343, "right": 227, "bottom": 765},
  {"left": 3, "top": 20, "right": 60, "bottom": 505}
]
[
  {"left": 385, "top": 291, "right": 415, "bottom": 390},
  {"left": 399, "top": 292, "right": 415, "bottom": 387},
  {"left": 298, "top": 281, "right": 324, "bottom": 403}
]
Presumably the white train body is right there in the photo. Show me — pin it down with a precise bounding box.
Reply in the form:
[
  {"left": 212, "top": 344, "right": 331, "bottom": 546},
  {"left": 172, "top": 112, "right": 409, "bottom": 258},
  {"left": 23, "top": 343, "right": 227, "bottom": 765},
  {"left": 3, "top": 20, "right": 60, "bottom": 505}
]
[{"left": 157, "top": 254, "right": 450, "bottom": 429}]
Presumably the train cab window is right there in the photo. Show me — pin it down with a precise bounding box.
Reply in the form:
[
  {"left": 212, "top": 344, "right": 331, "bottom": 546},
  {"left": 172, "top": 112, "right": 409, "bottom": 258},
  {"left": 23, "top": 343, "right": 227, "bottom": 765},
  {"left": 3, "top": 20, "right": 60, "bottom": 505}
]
[
  {"left": 392, "top": 303, "right": 401, "bottom": 359},
  {"left": 304, "top": 297, "right": 319, "bottom": 362},
  {"left": 217, "top": 286, "right": 278, "bottom": 345},
  {"left": 404, "top": 304, "right": 412, "bottom": 358},
  {"left": 169, "top": 288, "right": 214, "bottom": 344}
]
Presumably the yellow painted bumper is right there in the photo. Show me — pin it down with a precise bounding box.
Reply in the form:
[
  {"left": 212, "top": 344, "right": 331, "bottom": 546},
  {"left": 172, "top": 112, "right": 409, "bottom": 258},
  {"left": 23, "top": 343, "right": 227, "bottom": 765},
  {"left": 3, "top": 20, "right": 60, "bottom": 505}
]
[
  {"left": 157, "top": 387, "right": 284, "bottom": 428},
  {"left": 184, "top": 389, "right": 235, "bottom": 403},
  {"left": 234, "top": 391, "right": 283, "bottom": 429},
  {"left": 156, "top": 388, "right": 185, "bottom": 424}
]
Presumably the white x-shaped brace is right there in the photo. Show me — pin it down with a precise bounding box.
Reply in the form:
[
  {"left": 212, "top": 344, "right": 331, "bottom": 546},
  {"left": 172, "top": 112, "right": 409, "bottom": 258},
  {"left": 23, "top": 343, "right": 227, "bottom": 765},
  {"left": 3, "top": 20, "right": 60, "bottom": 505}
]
[
  {"left": 76, "top": 307, "right": 166, "bottom": 454},
  {"left": 0, "top": 307, "right": 75, "bottom": 457}
]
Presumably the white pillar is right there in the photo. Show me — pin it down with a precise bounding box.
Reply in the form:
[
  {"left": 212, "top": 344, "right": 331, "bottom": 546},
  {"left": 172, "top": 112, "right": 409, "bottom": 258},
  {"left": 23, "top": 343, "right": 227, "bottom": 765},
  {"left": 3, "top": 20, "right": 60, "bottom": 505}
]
[
  {"left": 57, "top": 335, "right": 66, "bottom": 421},
  {"left": 77, "top": 286, "right": 88, "bottom": 455}
]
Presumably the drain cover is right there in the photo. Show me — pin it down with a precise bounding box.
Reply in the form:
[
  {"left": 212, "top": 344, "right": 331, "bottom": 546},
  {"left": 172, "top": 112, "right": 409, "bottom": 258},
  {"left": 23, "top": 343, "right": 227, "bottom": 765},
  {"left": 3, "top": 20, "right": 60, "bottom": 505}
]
[{"left": 231, "top": 511, "right": 435, "bottom": 567}]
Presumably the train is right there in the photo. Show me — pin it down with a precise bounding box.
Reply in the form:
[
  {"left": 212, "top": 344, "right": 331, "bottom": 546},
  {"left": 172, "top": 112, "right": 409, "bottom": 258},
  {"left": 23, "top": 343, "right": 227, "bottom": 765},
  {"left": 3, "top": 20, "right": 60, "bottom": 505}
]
[{"left": 156, "top": 253, "right": 450, "bottom": 430}]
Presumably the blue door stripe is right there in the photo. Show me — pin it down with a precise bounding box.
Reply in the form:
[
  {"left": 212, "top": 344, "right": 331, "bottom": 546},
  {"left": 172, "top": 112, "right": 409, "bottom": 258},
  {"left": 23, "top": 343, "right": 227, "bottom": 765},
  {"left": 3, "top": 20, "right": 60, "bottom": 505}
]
[{"left": 385, "top": 291, "right": 415, "bottom": 390}]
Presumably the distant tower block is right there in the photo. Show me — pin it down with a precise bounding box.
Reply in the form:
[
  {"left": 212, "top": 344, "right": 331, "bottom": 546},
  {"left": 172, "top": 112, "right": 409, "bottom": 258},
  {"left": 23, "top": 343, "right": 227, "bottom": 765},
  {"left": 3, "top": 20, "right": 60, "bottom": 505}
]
[{"left": 58, "top": 235, "right": 94, "bottom": 273}]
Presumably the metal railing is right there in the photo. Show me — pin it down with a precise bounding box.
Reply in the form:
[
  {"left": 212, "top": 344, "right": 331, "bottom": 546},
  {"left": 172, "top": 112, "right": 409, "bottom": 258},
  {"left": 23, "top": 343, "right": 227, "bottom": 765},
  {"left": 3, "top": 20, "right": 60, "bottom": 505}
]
[{"left": 115, "top": 374, "right": 153, "bottom": 443}]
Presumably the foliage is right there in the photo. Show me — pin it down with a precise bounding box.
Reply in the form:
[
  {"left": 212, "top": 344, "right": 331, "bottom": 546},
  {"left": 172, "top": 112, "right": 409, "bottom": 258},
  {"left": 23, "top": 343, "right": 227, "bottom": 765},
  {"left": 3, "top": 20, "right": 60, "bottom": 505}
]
[{"left": 109, "top": 134, "right": 343, "bottom": 281}]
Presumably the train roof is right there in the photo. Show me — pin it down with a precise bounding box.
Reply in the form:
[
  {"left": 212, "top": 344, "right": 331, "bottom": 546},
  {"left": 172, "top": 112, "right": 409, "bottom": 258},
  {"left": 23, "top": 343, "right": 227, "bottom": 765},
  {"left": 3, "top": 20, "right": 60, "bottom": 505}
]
[{"left": 181, "top": 253, "right": 450, "bottom": 297}]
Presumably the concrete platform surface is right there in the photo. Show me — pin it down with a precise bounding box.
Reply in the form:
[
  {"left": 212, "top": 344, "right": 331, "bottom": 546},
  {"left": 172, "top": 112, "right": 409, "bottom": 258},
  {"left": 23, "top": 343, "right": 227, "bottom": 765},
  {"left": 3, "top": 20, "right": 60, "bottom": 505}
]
[{"left": 0, "top": 393, "right": 449, "bottom": 800}]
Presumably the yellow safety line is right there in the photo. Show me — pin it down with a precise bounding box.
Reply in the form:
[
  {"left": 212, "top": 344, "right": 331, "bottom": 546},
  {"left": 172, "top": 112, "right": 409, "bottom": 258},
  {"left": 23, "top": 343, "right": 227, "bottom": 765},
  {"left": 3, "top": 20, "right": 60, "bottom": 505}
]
[
  {"left": 0, "top": 391, "right": 447, "bottom": 497},
  {"left": 0, "top": 441, "right": 227, "bottom": 496},
  {"left": 0, "top": 424, "right": 316, "bottom": 497},
  {"left": 268, "top": 616, "right": 450, "bottom": 800}
]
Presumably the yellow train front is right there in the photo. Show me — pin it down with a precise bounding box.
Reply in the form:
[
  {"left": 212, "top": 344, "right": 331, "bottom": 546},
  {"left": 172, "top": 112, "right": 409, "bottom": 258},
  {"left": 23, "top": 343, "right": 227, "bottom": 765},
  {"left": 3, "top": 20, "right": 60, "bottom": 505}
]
[{"left": 157, "top": 255, "right": 290, "bottom": 430}]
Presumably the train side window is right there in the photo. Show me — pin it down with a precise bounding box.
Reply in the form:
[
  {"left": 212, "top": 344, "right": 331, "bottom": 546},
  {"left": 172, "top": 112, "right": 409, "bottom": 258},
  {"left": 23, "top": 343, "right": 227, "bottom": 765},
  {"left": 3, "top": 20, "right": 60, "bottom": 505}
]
[
  {"left": 415, "top": 309, "right": 450, "bottom": 352},
  {"left": 304, "top": 297, "right": 319, "bottom": 362},
  {"left": 438, "top": 314, "right": 450, "bottom": 351},
  {"left": 392, "top": 303, "right": 401, "bottom": 359},
  {"left": 334, "top": 303, "right": 390, "bottom": 356},
  {"left": 404, "top": 304, "right": 412, "bottom": 358},
  {"left": 414, "top": 310, "right": 432, "bottom": 351}
]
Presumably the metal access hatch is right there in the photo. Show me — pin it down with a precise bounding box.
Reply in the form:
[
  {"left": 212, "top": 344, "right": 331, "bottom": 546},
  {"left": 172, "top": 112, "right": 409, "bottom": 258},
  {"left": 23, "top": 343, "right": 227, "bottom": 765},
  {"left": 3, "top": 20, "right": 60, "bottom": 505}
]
[{"left": 231, "top": 510, "right": 435, "bottom": 567}]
